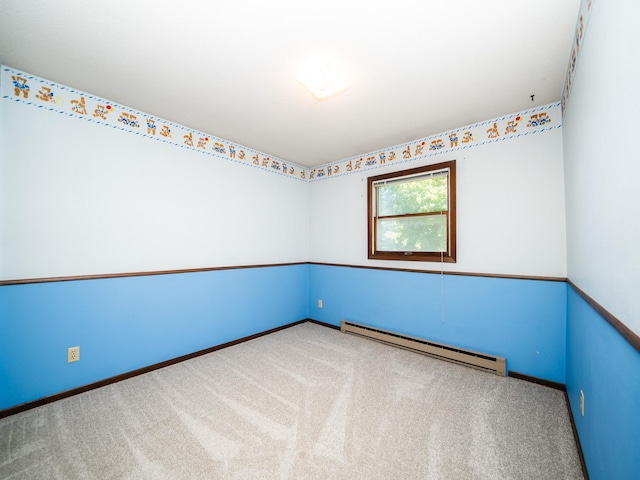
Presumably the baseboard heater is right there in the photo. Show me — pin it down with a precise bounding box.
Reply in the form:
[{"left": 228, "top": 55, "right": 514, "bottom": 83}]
[{"left": 341, "top": 320, "right": 506, "bottom": 376}]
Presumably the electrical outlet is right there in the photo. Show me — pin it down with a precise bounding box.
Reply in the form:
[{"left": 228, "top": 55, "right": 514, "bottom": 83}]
[
  {"left": 68, "top": 346, "right": 80, "bottom": 363},
  {"left": 579, "top": 390, "right": 585, "bottom": 416},
  {"left": 318, "top": 299, "right": 323, "bottom": 309}
]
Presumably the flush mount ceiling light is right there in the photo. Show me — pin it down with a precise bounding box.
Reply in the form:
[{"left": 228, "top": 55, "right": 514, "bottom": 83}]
[{"left": 296, "top": 56, "right": 348, "bottom": 101}]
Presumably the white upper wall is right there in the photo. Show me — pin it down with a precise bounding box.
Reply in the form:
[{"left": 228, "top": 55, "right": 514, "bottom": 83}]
[
  {"left": 1, "top": 66, "right": 568, "bottom": 282},
  {"left": 310, "top": 123, "right": 567, "bottom": 278},
  {"left": 0, "top": 94, "right": 309, "bottom": 280},
  {"left": 562, "top": 0, "right": 640, "bottom": 334}
]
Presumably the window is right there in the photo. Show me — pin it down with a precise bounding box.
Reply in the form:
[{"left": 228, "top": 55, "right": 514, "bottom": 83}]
[{"left": 368, "top": 160, "right": 456, "bottom": 262}]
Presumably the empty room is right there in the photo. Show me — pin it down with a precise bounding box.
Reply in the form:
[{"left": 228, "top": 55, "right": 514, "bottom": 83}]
[{"left": 1, "top": 0, "right": 638, "bottom": 479}]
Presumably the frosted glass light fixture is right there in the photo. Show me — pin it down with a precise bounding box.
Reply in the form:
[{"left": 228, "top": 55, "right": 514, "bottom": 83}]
[{"left": 296, "top": 56, "right": 348, "bottom": 100}]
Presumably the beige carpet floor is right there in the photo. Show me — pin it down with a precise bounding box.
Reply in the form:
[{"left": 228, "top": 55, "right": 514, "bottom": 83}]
[{"left": 0, "top": 322, "right": 583, "bottom": 479}]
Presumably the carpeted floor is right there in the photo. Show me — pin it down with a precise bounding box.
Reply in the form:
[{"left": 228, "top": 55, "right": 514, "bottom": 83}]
[{"left": 0, "top": 322, "right": 584, "bottom": 479}]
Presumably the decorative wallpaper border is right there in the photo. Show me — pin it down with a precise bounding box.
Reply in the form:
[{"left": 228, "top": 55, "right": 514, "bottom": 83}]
[
  {"left": 308, "top": 103, "right": 561, "bottom": 182},
  {"left": 2, "top": 65, "right": 561, "bottom": 183},
  {"left": 1, "top": 66, "right": 308, "bottom": 181},
  {"left": 561, "top": 0, "right": 594, "bottom": 117}
]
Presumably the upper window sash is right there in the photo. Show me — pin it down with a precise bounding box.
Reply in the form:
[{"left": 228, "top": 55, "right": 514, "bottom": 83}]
[{"left": 374, "top": 168, "right": 450, "bottom": 218}]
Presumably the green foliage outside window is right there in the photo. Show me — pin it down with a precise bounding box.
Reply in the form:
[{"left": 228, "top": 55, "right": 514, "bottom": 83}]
[
  {"left": 378, "top": 175, "right": 448, "bottom": 216},
  {"left": 376, "top": 175, "right": 448, "bottom": 252}
]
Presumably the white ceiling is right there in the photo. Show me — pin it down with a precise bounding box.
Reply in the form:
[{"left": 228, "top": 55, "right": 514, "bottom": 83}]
[{"left": 0, "top": 0, "right": 580, "bottom": 167}]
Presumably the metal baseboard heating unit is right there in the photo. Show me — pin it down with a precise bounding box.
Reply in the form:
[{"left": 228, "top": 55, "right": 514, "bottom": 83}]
[{"left": 341, "top": 320, "right": 506, "bottom": 376}]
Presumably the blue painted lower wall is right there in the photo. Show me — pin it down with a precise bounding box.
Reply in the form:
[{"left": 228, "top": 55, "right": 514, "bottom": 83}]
[
  {"left": 0, "top": 264, "right": 309, "bottom": 411},
  {"left": 566, "top": 287, "right": 640, "bottom": 480},
  {"left": 4, "top": 262, "right": 639, "bottom": 480},
  {"left": 308, "top": 264, "right": 567, "bottom": 383}
]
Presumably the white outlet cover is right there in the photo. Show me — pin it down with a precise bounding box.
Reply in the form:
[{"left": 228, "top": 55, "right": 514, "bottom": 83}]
[{"left": 68, "top": 346, "right": 80, "bottom": 363}]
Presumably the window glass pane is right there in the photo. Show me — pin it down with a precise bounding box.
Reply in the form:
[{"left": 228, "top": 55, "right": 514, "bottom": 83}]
[
  {"left": 376, "top": 215, "right": 447, "bottom": 252},
  {"left": 378, "top": 174, "right": 448, "bottom": 217}
]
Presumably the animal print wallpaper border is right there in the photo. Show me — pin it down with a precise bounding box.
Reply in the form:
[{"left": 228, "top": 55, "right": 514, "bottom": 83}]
[
  {"left": 1, "top": 66, "right": 307, "bottom": 181},
  {"left": 561, "top": 0, "right": 594, "bottom": 117},
  {"left": 308, "top": 103, "right": 561, "bottom": 182},
  {"left": 3, "top": 66, "right": 561, "bottom": 182}
]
